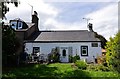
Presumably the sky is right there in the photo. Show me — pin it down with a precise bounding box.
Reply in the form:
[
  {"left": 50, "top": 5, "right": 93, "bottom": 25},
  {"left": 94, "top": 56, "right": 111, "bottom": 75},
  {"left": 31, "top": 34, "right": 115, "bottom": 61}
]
[{"left": 4, "top": 0, "right": 119, "bottom": 40}]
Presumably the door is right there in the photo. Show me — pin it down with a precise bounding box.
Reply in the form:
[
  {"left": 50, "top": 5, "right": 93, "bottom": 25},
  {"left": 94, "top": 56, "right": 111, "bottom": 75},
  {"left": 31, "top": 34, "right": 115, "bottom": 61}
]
[{"left": 60, "top": 48, "right": 69, "bottom": 62}]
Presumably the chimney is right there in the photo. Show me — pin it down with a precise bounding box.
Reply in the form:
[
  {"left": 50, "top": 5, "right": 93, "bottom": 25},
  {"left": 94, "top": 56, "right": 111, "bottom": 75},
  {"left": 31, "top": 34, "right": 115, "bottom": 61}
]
[
  {"left": 32, "top": 11, "right": 39, "bottom": 32},
  {"left": 88, "top": 23, "right": 94, "bottom": 32}
]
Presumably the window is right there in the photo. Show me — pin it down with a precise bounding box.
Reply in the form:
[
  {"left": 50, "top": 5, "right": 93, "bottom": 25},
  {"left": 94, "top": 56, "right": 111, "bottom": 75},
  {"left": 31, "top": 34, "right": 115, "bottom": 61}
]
[
  {"left": 18, "top": 22, "right": 23, "bottom": 29},
  {"left": 81, "top": 46, "right": 88, "bottom": 56},
  {"left": 10, "top": 21, "right": 17, "bottom": 30},
  {"left": 91, "top": 43, "right": 98, "bottom": 47},
  {"left": 62, "top": 49, "right": 66, "bottom": 56},
  {"left": 33, "top": 47, "right": 40, "bottom": 54}
]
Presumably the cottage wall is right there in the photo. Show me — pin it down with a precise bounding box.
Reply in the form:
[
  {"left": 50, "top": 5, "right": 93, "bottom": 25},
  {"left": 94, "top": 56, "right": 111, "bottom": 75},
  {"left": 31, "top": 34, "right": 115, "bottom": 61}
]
[{"left": 25, "top": 42, "right": 102, "bottom": 62}]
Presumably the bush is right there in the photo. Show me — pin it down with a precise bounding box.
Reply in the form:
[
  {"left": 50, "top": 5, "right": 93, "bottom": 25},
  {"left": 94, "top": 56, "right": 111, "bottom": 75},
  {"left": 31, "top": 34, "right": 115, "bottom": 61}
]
[
  {"left": 48, "top": 48, "right": 60, "bottom": 63},
  {"left": 69, "top": 55, "right": 80, "bottom": 63},
  {"left": 87, "top": 64, "right": 110, "bottom": 71},
  {"left": 95, "top": 65, "right": 110, "bottom": 71},
  {"left": 48, "top": 53, "right": 60, "bottom": 63},
  {"left": 105, "top": 31, "right": 120, "bottom": 73},
  {"left": 69, "top": 55, "right": 73, "bottom": 63},
  {"left": 75, "top": 60, "right": 87, "bottom": 70},
  {"left": 97, "top": 55, "right": 106, "bottom": 65}
]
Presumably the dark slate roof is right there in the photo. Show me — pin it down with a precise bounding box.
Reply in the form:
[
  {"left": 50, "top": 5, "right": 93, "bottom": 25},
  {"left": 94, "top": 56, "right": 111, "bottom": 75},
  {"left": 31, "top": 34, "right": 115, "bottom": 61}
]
[{"left": 30, "top": 30, "right": 100, "bottom": 42}]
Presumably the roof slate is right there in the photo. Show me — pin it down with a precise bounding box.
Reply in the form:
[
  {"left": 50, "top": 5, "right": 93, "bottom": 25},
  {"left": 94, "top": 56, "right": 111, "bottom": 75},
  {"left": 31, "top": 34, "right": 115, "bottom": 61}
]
[{"left": 33, "top": 30, "right": 100, "bottom": 42}]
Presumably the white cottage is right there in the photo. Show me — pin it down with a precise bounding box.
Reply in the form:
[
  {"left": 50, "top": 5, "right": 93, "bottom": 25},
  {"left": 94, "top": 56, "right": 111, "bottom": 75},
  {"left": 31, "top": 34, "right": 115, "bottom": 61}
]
[
  {"left": 10, "top": 11, "right": 101, "bottom": 63},
  {"left": 24, "top": 30, "right": 102, "bottom": 63}
]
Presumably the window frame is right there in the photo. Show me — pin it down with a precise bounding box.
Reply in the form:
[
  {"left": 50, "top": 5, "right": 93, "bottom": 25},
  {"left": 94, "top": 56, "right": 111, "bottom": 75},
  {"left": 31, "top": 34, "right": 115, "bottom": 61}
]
[
  {"left": 33, "top": 47, "right": 40, "bottom": 54},
  {"left": 81, "top": 46, "right": 88, "bottom": 56},
  {"left": 10, "top": 21, "right": 17, "bottom": 29},
  {"left": 91, "top": 43, "right": 98, "bottom": 47},
  {"left": 18, "top": 22, "right": 23, "bottom": 29}
]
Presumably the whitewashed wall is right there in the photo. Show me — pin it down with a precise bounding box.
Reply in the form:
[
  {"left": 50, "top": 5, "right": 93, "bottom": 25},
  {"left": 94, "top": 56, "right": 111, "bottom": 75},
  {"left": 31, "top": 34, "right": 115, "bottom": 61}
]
[{"left": 25, "top": 42, "right": 102, "bottom": 62}]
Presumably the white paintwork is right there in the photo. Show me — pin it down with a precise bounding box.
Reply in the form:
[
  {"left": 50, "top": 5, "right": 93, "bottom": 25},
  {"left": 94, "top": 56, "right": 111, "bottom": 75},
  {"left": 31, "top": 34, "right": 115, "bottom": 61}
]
[{"left": 25, "top": 42, "right": 102, "bottom": 62}]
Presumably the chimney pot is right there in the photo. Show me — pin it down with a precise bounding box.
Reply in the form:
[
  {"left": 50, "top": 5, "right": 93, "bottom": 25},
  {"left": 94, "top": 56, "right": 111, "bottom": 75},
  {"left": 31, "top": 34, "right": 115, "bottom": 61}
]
[
  {"left": 32, "top": 11, "right": 39, "bottom": 31},
  {"left": 88, "top": 23, "right": 93, "bottom": 32}
]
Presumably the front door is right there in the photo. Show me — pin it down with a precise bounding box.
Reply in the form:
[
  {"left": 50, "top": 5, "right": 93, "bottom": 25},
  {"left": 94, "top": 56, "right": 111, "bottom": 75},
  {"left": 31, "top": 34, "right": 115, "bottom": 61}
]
[{"left": 60, "top": 48, "right": 69, "bottom": 62}]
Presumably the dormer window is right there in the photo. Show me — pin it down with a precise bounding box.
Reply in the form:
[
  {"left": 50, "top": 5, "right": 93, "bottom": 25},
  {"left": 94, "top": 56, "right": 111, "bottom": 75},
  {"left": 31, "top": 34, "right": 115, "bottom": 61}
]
[
  {"left": 18, "top": 22, "right": 23, "bottom": 29},
  {"left": 11, "top": 21, "right": 17, "bottom": 30},
  {"left": 10, "top": 18, "right": 26, "bottom": 30}
]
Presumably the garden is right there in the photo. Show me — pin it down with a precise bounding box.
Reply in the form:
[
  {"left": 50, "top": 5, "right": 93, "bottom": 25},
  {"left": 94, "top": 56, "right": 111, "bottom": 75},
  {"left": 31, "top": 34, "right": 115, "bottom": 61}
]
[
  {"left": 2, "top": 27, "right": 120, "bottom": 78},
  {"left": 2, "top": 62, "right": 120, "bottom": 78}
]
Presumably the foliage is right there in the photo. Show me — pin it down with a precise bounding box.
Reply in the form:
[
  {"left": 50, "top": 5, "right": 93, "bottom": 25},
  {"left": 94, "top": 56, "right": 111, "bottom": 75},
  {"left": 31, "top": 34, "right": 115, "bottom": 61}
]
[
  {"left": 1, "top": 0, "right": 19, "bottom": 19},
  {"left": 2, "top": 63, "right": 119, "bottom": 78},
  {"left": 105, "top": 31, "right": 120, "bottom": 73},
  {"left": 69, "top": 55, "right": 80, "bottom": 63},
  {"left": 2, "top": 25, "right": 20, "bottom": 54},
  {"left": 87, "top": 64, "right": 110, "bottom": 72},
  {"left": 48, "top": 47, "right": 60, "bottom": 63},
  {"left": 69, "top": 55, "right": 73, "bottom": 63},
  {"left": 75, "top": 60, "right": 87, "bottom": 70},
  {"left": 73, "top": 55, "right": 80, "bottom": 62},
  {"left": 97, "top": 55, "right": 107, "bottom": 66},
  {"left": 2, "top": 25, "right": 20, "bottom": 66},
  {"left": 94, "top": 32, "right": 107, "bottom": 49}
]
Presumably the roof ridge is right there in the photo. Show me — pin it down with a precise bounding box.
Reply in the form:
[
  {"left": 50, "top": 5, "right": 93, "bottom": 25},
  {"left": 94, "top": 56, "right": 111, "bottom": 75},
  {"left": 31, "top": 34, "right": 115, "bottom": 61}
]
[{"left": 39, "top": 30, "right": 88, "bottom": 32}]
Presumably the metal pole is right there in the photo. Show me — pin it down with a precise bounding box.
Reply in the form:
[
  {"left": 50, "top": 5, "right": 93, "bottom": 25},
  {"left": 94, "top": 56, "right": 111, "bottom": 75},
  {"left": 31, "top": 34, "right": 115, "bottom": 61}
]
[
  {"left": 83, "top": 18, "right": 93, "bottom": 28},
  {"left": 27, "top": 3, "right": 33, "bottom": 16}
]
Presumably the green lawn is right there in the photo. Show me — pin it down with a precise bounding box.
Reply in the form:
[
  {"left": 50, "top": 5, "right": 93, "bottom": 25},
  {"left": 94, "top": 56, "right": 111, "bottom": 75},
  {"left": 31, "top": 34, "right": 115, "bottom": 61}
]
[{"left": 2, "top": 63, "right": 120, "bottom": 78}]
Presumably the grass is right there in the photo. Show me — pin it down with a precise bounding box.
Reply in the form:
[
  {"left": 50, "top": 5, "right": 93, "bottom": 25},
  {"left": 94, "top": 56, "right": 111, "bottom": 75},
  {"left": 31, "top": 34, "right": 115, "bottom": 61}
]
[{"left": 2, "top": 63, "right": 120, "bottom": 78}]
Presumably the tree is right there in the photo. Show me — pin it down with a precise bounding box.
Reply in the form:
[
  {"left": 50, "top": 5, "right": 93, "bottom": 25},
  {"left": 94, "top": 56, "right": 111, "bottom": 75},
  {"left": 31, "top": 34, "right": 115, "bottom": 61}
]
[
  {"left": 87, "top": 23, "right": 107, "bottom": 49},
  {"left": 105, "top": 31, "right": 120, "bottom": 73},
  {"left": 94, "top": 32, "right": 107, "bottom": 49},
  {"left": 2, "top": 24, "right": 20, "bottom": 66},
  {"left": 1, "top": 0, "right": 20, "bottom": 66},
  {"left": 1, "top": 0, "right": 19, "bottom": 19}
]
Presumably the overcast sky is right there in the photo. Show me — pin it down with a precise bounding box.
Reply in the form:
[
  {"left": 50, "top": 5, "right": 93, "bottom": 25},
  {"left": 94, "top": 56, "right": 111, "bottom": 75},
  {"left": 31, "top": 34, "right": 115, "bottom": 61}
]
[{"left": 4, "top": 0, "right": 119, "bottom": 40}]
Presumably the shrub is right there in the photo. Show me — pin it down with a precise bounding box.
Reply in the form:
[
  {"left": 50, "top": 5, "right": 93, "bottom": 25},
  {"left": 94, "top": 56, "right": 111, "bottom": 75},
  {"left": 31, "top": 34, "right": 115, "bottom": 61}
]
[
  {"left": 69, "top": 55, "right": 73, "bottom": 63},
  {"left": 75, "top": 60, "right": 87, "bottom": 70},
  {"left": 48, "top": 47, "right": 60, "bottom": 63},
  {"left": 97, "top": 55, "right": 106, "bottom": 65},
  {"left": 71, "top": 55, "right": 80, "bottom": 63},
  {"left": 87, "top": 64, "right": 110, "bottom": 71},
  {"left": 95, "top": 65, "right": 110, "bottom": 71},
  {"left": 69, "top": 55, "right": 80, "bottom": 63},
  {"left": 105, "top": 31, "right": 120, "bottom": 73}
]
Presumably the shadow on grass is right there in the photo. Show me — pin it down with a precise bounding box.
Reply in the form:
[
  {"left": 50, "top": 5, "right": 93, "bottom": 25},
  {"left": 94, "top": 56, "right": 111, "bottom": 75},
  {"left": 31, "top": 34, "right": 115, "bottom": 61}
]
[
  {"left": 2, "top": 64, "right": 58, "bottom": 78},
  {"left": 2, "top": 63, "right": 92, "bottom": 78}
]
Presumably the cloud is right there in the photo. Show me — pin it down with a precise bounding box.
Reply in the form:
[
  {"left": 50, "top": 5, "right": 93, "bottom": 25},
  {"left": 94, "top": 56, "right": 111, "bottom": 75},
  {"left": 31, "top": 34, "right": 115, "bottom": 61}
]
[
  {"left": 39, "top": 2, "right": 118, "bottom": 40},
  {"left": 5, "top": 0, "right": 60, "bottom": 30},
  {"left": 85, "top": 3, "right": 118, "bottom": 40},
  {"left": 41, "top": 17, "right": 87, "bottom": 30},
  {"left": 22, "top": 0, "right": 59, "bottom": 16},
  {"left": 5, "top": 1, "right": 118, "bottom": 40},
  {"left": 41, "top": 2, "right": 118, "bottom": 40},
  {"left": 5, "top": 2, "right": 32, "bottom": 22},
  {"left": 43, "top": 0, "right": 119, "bottom": 2},
  {"left": 5, "top": 0, "right": 59, "bottom": 21}
]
